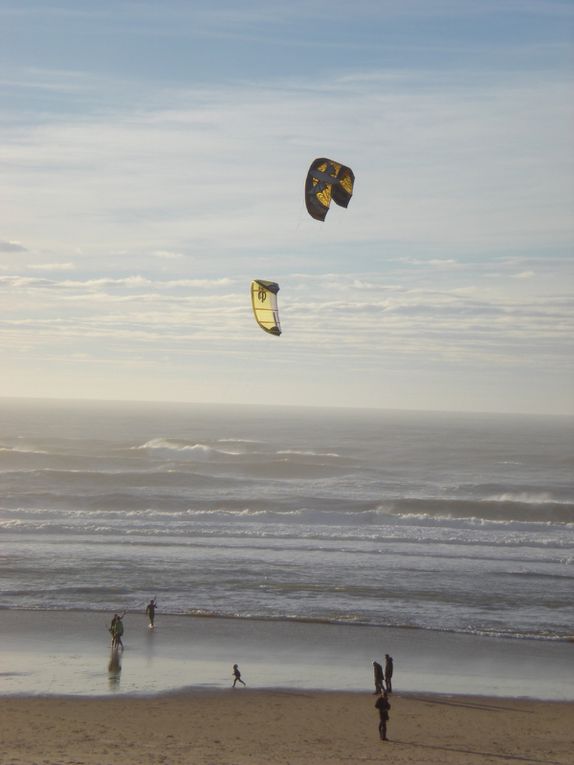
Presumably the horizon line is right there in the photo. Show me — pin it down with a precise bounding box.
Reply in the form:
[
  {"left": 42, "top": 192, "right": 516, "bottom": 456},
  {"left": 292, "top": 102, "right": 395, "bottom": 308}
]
[{"left": 0, "top": 394, "right": 571, "bottom": 420}]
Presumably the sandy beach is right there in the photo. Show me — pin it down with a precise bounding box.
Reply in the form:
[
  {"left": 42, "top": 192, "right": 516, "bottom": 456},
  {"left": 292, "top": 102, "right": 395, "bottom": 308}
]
[
  {"left": 1, "top": 610, "right": 573, "bottom": 764},
  {"left": 1, "top": 690, "right": 573, "bottom": 765}
]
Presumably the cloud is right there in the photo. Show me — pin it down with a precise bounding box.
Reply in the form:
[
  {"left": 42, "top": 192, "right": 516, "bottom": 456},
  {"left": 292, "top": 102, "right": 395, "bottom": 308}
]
[
  {"left": 2, "top": 269, "right": 572, "bottom": 369},
  {"left": 27, "top": 262, "right": 75, "bottom": 271},
  {"left": 0, "top": 275, "right": 52, "bottom": 288},
  {"left": 152, "top": 250, "right": 184, "bottom": 259},
  {"left": 1, "top": 65, "right": 572, "bottom": 257},
  {"left": 399, "top": 257, "right": 461, "bottom": 269},
  {"left": 0, "top": 5, "right": 572, "bottom": 413},
  {"left": 0, "top": 239, "right": 26, "bottom": 252},
  {"left": 61, "top": 276, "right": 234, "bottom": 290}
]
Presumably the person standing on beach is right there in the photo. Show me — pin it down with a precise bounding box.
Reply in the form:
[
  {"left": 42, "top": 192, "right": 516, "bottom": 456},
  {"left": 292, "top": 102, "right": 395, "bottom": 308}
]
[
  {"left": 146, "top": 598, "right": 157, "bottom": 628},
  {"left": 115, "top": 611, "right": 126, "bottom": 649},
  {"left": 232, "top": 664, "right": 246, "bottom": 687},
  {"left": 384, "top": 654, "right": 393, "bottom": 693},
  {"left": 375, "top": 691, "right": 391, "bottom": 741},
  {"left": 373, "top": 660, "right": 384, "bottom": 694},
  {"left": 109, "top": 611, "right": 126, "bottom": 650},
  {"left": 109, "top": 614, "right": 119, "bottom": 648}
]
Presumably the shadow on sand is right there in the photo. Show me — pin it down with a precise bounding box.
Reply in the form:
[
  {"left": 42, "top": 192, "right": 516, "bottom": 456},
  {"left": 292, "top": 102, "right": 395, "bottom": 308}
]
[
  {"left": 405, "top": 694, "right": 534, "bottom": 714},
  {"left": 391, "top": 739, "right": 561, "bottom": 764}
]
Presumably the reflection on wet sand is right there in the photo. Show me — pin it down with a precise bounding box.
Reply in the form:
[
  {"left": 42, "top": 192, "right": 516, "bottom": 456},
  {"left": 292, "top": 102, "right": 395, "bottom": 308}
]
[
  {"left": 108, "top": 648, "right": 121, "bottom": 689},
  {"left": 144, "top": 623, "right": 157, "bottom": 665}
]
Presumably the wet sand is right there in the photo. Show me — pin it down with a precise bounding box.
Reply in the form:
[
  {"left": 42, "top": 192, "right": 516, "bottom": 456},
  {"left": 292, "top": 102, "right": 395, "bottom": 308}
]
[
  {"left": 1, "top": 690, "right": 573, "bottom": 765},
  {"left": 1, "top": 609, "right": 573, "bottom": 699}
]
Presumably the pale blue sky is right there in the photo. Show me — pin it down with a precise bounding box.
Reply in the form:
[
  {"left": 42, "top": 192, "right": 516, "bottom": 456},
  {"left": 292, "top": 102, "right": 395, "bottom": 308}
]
[{"left": 1, "top": 1, "right": 573, "bottom": 414}]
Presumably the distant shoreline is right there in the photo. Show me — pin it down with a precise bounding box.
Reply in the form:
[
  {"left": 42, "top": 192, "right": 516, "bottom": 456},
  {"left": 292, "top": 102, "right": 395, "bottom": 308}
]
[{"left": 0, "top": 605, "right": 571, "bottom": 644}]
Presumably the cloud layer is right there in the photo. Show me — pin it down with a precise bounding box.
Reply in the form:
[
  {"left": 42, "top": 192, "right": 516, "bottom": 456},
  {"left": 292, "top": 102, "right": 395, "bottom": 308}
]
[{"left": 1, "top": 2, "right": 572, "bottom": 413}]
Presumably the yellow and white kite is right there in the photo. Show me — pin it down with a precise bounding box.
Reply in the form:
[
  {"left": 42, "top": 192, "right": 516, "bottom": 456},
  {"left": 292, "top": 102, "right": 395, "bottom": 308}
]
[{"left": 250, "top": 280, "right": 281, "bottom": 336}]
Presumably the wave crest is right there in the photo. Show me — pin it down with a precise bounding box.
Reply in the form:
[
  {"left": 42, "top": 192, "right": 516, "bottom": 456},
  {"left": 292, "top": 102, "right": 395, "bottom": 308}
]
[
  {"left": 133, "top": 438, "right": 240, "bottom": 458},
  {"left": 379, "top": 498, "right": 574, "bottom": 525},
  {"left": 276, "top": 449, "right": 340, "bottom": 458}
]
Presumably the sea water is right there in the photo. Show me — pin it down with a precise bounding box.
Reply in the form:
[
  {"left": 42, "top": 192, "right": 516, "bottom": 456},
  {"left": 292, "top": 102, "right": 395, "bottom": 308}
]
[{"left": 0, "top": 399, "right": 572, "bottom": 642}]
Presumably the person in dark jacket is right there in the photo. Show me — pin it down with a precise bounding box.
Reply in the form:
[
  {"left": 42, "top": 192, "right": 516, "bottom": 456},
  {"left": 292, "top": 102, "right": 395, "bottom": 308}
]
[
  {"left": 384, "top": 654, "right": 394, "bottom": 693},
  {"left": 375, "top": 691, "right": 391, "bottom": 741},
  {"left": 373, "top": 660, "right": 384, "bottom": 694}
]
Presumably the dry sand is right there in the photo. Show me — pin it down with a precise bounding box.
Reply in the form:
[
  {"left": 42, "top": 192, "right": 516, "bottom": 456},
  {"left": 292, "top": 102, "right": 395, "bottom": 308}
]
[{"left": 1, "top": 690, "right": 572, "bottom": 765}]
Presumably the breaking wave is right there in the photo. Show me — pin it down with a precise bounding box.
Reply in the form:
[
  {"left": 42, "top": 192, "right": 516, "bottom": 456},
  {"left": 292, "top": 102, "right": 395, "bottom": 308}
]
[
  {"left": 134, "top": 438, "right": 241, "bottom": 458},
  {"left": 276, "top": 449, "right": 340, "bottom": 458},
  {"left": 378, "top": 498, "right": 574, "bottom": 525}
]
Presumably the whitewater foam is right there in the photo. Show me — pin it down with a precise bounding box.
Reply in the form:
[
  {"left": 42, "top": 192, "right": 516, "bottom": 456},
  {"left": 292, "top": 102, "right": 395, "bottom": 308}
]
[
  {"left": 1, "top": 400, "right": 572, "bottom": 642},
  {"left": 134, "top": 438, "right": 241, "bottom": 457}
]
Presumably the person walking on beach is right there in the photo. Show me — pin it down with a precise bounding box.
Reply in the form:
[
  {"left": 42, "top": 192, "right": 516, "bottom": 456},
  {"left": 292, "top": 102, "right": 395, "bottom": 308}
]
[
  {"left": 232, "top": 664, "right": 246, "bottom": 687},
  {"left": 375, "top": 691, "right": 391, "bottom": 741},
  {"left": 146, "top": 598, "right": 157, "bottom": 628},
  {"left": 384, "top": 654, "right": 394, "bottom": 693},
  {"left": 109, "top": 611, "right": 126, "bottom": 650},
  {"left": 373, "top": 660, "right": 384, "bottom": 694}
]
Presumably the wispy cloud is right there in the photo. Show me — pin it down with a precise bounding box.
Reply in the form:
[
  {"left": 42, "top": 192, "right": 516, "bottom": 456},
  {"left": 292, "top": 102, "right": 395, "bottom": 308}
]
[
  {"left": 27, "top": 262, "right": 75, "bottom": 271},
  {"left": 2, "top": 67, "right": 572, "bottom": 258},
  {"left": 0, "top": 239, "right": 27, "bottom": 252},
  {"left": 2, "top": 269, "right": 572, "bottom": 368},
  {"left": 0, "top": 275, "right": 233, "bottom": 291},
  {"left": 1, "top": 1, "right": 572, "bottom": 413},
  {"left": 152, "top": 250, "right": 184, "bottom": 260}
]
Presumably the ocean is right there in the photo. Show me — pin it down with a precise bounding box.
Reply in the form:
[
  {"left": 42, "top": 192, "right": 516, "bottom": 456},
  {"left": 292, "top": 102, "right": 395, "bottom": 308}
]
[{"left": 1, "top": 398, "right": 572, "bottom": 644}]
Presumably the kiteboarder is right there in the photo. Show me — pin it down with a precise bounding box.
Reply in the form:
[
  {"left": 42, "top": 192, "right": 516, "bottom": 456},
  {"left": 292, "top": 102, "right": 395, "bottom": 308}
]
[
  {"left": 375, "top": 691, "right": 391, "bottom": 741},
  {"left": 384, "top": 654, "right": 394, "bottom": 693},
  {"left": 373, "top": 660, "right": 384, "bottom": 694},
  {"left": 232, "top": 664, "right": 246, "bottom": 687},
  {"left": 146, "top": 598, "right": 157, "bottom": 628}
]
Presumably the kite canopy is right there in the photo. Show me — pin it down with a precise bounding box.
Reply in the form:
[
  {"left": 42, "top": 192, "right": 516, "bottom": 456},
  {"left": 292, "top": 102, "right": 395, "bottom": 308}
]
[
  {"left": 251, "top": 280, "right": 281, "bottom": 336},
  {"left": 305, "top": 158, "right": 355, "bottom": 221}
]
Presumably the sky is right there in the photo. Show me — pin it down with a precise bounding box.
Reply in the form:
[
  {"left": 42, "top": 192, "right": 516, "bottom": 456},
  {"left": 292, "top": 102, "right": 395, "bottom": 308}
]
[{"left": 1, "top": 0, "right": 573, "bottom": 415}]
